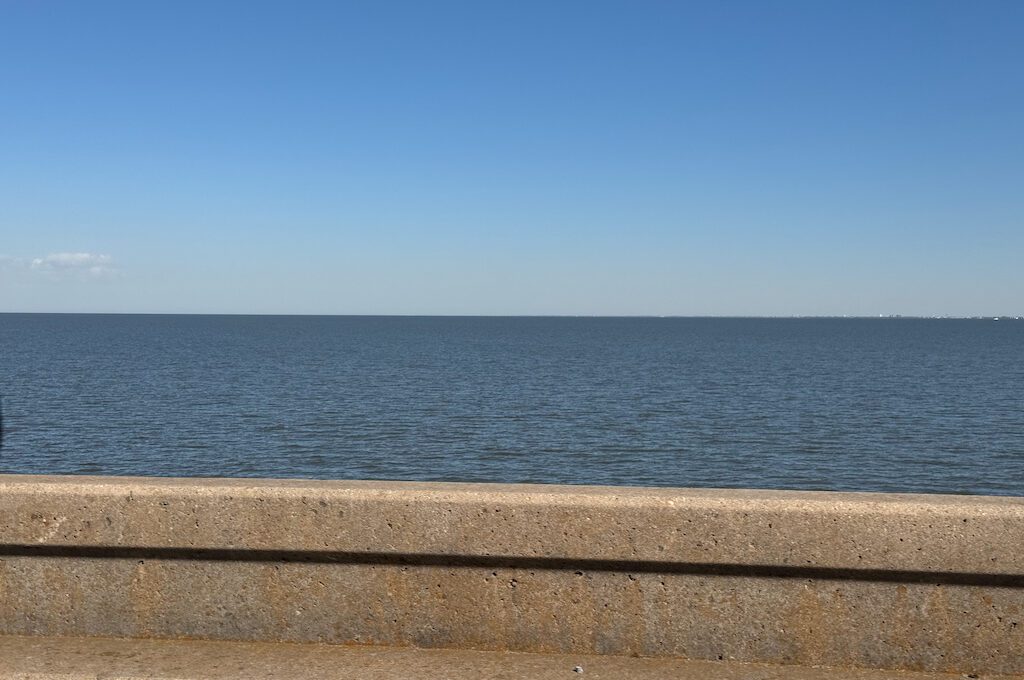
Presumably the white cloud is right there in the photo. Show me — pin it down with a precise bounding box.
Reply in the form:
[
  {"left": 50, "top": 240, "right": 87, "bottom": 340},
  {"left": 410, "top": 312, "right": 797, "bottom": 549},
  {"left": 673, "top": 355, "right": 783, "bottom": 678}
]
[{"left": 27, "top": 252, "right": 119, "bottom": 279}]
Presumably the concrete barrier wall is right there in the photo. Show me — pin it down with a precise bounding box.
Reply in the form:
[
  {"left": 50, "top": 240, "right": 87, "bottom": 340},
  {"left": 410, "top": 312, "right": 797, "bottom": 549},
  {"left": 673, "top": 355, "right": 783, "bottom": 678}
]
[{"left": 0, "top": 474, "right": 1022, "bottom": 674}]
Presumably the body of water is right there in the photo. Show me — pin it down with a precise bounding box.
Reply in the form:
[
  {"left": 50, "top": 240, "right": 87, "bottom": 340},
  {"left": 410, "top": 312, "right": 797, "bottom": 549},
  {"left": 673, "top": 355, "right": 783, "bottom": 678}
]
[{"left": 1, "top": 314, "right": 1021, "bottom": 495}]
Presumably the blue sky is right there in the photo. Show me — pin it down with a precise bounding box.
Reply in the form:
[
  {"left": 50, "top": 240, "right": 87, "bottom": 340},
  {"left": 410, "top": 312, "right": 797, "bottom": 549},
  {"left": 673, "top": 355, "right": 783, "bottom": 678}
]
[{"left": 1, "top": 1, "right": 1021, "bottom": 315}]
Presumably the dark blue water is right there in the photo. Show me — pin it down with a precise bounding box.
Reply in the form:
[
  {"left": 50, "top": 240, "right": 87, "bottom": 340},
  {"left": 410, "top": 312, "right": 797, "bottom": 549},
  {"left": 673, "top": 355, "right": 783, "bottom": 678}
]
[{"left": 1, "top": 314, "right": 1022, "bottom": 495}]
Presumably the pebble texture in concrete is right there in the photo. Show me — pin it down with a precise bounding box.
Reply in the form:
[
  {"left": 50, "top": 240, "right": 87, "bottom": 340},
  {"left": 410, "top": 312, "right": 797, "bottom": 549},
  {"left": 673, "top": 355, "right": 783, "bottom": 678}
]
[
  {"left": 0, "top": 475, "right": 1022, "bottom": 675},
  {"left": 2, "top": 635, "right": 1019, "bottom": 680}
]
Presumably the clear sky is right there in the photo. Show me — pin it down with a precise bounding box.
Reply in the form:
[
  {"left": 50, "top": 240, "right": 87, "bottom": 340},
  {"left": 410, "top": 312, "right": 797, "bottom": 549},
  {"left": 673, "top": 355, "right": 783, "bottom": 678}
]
[{"left": 1, "top": 1, "right": 1021, "bottom": 316}]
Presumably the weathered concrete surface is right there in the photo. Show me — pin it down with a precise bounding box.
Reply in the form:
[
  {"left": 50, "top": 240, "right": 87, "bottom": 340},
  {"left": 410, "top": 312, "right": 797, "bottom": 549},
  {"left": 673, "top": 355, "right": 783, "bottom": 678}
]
[
  {"left": 2, "top": 635, "right": 1018, "bottom": 680},
  {"left": 0, "top": 475, "right": 1022, "bottom": 675}
]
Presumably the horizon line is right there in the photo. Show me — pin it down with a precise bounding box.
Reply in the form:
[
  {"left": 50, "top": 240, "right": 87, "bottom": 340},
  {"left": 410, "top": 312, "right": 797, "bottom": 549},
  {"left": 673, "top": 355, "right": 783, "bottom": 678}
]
[{"left": 1, "top": 312, "right": 1021, "bottom": 320}]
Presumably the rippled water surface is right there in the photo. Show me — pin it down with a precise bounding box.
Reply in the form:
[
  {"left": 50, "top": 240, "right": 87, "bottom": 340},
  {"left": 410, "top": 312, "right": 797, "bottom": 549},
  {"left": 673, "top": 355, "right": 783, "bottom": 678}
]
[{"left": 1, "top": 314, "right": 1022, "bottom": 495}]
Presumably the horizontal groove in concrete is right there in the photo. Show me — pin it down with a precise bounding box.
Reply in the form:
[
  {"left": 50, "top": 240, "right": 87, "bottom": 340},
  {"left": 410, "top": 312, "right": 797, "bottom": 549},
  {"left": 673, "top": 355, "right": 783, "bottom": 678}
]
[
  {"left": 2, "top": 635, "right": 1017, "bottom": 680},
  {"left": 2, "top": 543, "right": 1022, "bottom": 588}
]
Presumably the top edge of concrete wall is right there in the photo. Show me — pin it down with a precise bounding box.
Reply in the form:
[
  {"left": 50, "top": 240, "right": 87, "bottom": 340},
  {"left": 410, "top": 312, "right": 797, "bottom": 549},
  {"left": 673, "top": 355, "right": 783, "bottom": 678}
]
[
  {"left": 3, "top": 473, "right": 1024, "bottom": 509},
  {"left": 2, "top": 474, "right": 1023, "bottom": 575}
]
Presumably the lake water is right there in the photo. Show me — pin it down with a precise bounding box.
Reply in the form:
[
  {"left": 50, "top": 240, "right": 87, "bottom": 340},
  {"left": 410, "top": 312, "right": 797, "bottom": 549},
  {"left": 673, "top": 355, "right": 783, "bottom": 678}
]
[{"left": 1, "top": 314, "right": 1021, "bottom": 496}]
